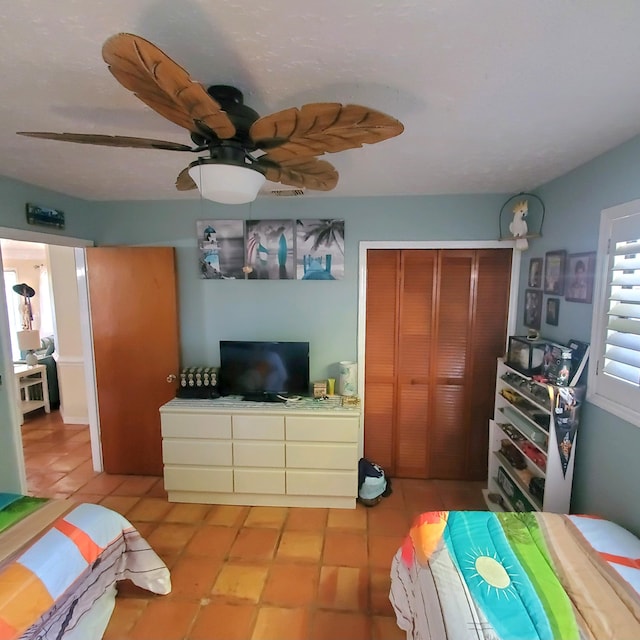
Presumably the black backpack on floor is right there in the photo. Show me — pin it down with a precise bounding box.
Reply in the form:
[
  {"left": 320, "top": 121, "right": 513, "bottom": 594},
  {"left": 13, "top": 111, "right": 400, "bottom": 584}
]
[{"left": 357, "top": 458, "right": 392, "bottom": 506}]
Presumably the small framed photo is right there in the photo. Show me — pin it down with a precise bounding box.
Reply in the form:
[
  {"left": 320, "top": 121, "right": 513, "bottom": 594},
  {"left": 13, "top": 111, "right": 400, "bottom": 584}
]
[
  {"left": 546, "top": 297, "right": 560, "bottom": 326},
  {"left": 565, "top": 251, "right": 596, "bottom": 303},
  {"left": 25, "top": 203, "right": 65, "bottom": 229},
  {"left": 524, "top": 288, "right": 543, "bottom": 329},
  {"left": 544, "top": 250, "right": 567, "bottom": 295},
  {"left": 528, "top": 257, "right": 543, "bottom": 288}
]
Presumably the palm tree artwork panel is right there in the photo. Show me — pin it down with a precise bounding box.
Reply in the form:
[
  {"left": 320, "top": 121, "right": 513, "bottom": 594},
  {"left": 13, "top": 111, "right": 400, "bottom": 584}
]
[{"left": 296, "top": 219, "right": 345, "bottom": 280}]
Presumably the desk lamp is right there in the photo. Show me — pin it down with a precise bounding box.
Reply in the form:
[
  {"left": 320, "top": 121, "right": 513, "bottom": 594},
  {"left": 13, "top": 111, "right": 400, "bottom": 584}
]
[{"left": 17, "top": 329, "right": 40, "bottom": 365}]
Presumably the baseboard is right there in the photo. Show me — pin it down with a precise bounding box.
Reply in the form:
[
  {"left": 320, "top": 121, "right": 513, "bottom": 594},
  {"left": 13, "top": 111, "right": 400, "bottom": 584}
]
[{"left": 60, "top": 412, "right": 89, "bottom": 425}]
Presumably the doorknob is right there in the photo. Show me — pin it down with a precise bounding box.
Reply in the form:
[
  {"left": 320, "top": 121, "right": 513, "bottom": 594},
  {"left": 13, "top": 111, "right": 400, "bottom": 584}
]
[{"left": 166, "top": 374, "right": 177, "bottom": 383}]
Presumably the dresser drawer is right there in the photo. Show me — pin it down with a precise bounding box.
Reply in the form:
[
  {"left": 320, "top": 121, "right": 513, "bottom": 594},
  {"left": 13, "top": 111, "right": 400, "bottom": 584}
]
[
  {"left": 286, "top": 470, "right": 357, "bottom": 497},
  {"left": 285, "top": 416, "right": 359, "bottom": 442},
  {"left": 233, "top": 441, "right": 285, "bottom": 467},
  {"left": 163, "top": 439, "right": 232, "bottom": 466},
  {"left": 286, "top": 442, "right": 357, "bottom": 470},
  {"left": 233, "top": 414, "right": 284, "bottom": 440},
  {"left": 234, "top": 469, "right": 285, "bottom": 494},
  {"left": 161, "top": 412, "right": 232, "bottom": 439},
  {"left": 164, "top": 466, "right": 233, "bottom": 492}
]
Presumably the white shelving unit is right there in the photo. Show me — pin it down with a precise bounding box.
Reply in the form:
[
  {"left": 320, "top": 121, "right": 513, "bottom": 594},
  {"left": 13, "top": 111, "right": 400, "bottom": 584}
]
[
  {"left": 485, "top": 358, "right": 582, "bottom": 513},
  {"left": 13, "top": 364, "right": 50, "bottom": 425}
]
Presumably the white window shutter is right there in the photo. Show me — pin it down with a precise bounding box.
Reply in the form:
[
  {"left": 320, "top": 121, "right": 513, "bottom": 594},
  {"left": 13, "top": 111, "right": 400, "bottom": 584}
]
[{"left": 589, "top": 201, "right": 640, "bottom": 426}]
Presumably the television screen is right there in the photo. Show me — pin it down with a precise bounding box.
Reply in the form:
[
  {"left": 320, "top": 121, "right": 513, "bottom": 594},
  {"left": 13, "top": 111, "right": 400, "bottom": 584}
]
[{"left": 219, "top": 341, "right": 310, "bottom": 399}]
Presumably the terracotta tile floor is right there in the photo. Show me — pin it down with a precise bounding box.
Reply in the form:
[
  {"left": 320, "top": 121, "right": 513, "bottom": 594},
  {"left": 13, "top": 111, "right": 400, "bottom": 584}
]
[{"left": 21, "top": 409, "right": 487, "bottom": 640}]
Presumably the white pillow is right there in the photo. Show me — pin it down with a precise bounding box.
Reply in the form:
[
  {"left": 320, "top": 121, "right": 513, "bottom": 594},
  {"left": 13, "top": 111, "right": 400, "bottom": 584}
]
[{"left": 569, "top": 515, "right": 640, "bottom": 594}]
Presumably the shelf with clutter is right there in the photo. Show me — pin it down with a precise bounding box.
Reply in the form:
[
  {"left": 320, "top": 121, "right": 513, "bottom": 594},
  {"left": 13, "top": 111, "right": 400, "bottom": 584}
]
[{"left": 485, "top": 335, "right": 589, "bottom": 514}]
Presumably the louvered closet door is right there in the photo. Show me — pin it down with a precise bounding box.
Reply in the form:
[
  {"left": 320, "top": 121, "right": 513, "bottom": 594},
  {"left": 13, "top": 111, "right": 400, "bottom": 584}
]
[
  {"left": 429, "top": 250, "right": 474, "bottom": 479},
  {"left": 364, "top": 248, "right": 511, "bottom": 480},
  {"left": 395, "top": 251, "right": 435, "bottom": 477},
  {"left": 465, "top": 249, "right": 513, "bottom": 479},
  {"left": 363, "top": 250, "right": 399, "bottom": 472}
]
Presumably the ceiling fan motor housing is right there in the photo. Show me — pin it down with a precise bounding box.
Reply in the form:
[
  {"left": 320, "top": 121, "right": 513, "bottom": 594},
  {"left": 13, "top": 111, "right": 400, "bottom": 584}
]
[{"left": 206, "top": 85, "right": 260, "bottom": 141}]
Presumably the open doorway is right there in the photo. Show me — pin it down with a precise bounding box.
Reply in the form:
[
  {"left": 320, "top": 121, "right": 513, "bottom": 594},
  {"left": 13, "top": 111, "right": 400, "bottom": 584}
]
[
  {"left": 0, "top": 228, "right": 96, "bottom": 495},
  {"left": 2, "top": 240, "right": 60, "bottom": 410}
]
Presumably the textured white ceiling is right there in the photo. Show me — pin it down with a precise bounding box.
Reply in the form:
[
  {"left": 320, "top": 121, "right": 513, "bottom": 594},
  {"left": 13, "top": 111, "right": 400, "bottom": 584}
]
[{"left": 2, "top": 1, "right": 640, "bottom": 201}]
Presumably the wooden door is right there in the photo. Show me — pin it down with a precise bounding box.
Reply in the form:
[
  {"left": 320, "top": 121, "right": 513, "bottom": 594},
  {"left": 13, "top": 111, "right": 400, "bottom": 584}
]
[
  {"left": 364, "top": 248, "right": 511, "bottom": 480},
  {"left": 86, "top": 247, "right": 180, "bottom": 475}
]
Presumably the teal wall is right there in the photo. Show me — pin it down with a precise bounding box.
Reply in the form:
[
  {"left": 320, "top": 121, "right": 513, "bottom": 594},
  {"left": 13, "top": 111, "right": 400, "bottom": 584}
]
[
  {"left": 1, "top": 134, "right": 640, "bottom": 537},
  {"left": 90, "top": 193, "right": 507, "bottom": 379},
  {"left": 0, "top": 326, "right": 21, "bottom": 492},
  {"left": 0, "top": 176, "right": 99, "bottom": 240},
  {"left": 515, "top": 135, "right": 640, "bottom": 536}
]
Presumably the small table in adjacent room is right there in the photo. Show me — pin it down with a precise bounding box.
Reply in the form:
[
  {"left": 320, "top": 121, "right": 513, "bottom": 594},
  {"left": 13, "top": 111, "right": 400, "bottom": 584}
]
[{"left": 14, "top": 363, "right": 50, "bottom": 425}]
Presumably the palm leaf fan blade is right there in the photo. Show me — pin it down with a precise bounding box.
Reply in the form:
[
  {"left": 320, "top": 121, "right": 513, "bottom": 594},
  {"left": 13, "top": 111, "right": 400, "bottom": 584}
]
[
  {"left": 101, "top": 65, "right": 196, "bottom": 132},
  {"left": 102, "top": 33, "right": 235, "bottom": 139},
  {"left": 175, "top": 167, "right": 197, "bottom": 191},
  {"left": 259, "top": 156, "right": 338, "bottom": 191},
  {"left": 250, "top": 104, "right": 342, "bottom": 158},
  {"left": 103, "top": 37, "right": 194, "bottom": 132},
  {"left": 251, "top": 103, "right": 403, "bottom": 162},
  {"left": 16, "top": 132, "right": 192, "bottom": 151},
  {"left": 251, "top": 107, "right": 298, "bottom": 142}
]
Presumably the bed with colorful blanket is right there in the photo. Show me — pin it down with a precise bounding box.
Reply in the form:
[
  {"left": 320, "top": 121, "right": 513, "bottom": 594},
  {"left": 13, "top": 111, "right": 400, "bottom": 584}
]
[
  {"left": 0, "top": 493, "right": 171, "bottom": 640},
  {"left": 390, "top": 510, "right": 640, "bottom": 639}
]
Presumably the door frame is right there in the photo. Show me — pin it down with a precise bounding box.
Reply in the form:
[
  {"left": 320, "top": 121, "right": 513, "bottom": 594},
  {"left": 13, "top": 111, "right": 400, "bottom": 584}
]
[
  {"left": 0, "top": 226, "right": 97, "bottom": 493},
  {"left": 357, "top": 240, "right": 521, "bottom": 458}
]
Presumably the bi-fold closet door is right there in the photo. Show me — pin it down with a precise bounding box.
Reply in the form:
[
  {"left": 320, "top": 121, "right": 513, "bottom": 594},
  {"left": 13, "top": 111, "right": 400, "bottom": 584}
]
[{"left": 364, "top": 248, "right": 511, "bottom": 480}]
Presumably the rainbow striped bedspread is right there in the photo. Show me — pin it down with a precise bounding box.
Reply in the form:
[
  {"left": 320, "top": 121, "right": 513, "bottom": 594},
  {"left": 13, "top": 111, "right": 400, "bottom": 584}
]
[
  {"left": 390, "top": 511, "right": 640, "bottom": 639},
  {"left": 0, "top": 494, "right": 171, "bottom": 639}
]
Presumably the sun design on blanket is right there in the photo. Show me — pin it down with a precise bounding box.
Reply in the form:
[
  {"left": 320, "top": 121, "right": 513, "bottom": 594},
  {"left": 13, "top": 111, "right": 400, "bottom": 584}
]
[{"left": 465, "top": 548, "right": 520, "bottom": 597}]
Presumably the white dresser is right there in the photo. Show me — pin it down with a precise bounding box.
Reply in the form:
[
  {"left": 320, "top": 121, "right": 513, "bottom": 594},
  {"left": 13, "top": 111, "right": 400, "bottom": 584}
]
[{"left": 160, "top": 397, "right": 361, "bottom": 509}]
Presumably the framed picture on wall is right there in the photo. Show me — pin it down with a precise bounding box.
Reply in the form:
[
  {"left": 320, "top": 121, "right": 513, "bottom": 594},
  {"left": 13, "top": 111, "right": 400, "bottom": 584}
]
[
  {"left": 546, "top": 297, "right": 560, "bottom": 326},
  {"left": 296, "top": 219, "right": 345, "bottom": 280},
  {"left": 197, "top": 219, "right": 245, "bottom": 279},
  {"left": 528, "top": 257, "right": 543, "bottom": 288},
  {"left": 246, "top": 219, "right": 295, "bottom": 280},
  {"left": 565, "top": 251, "right": 596, "bottom": 303},
  {"left": 524, "top": 288, "right": 543, "bottom": 329},
  {"left": 544, "top": 250, "right": 567, "bottom": 295},
  {"left": 26, "top": 203, "right": 65, "bottom": 229}
]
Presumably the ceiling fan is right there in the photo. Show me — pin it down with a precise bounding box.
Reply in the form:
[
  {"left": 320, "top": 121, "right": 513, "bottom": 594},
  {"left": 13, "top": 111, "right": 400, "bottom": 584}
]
[{"left": 18, "top": 33, "right": 404, "bottom": 204}]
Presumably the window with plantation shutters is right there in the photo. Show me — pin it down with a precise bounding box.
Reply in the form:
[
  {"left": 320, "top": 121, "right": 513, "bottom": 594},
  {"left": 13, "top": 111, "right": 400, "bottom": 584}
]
[{"left": 589, "top": 200, "right": 640, "bottom": 426}]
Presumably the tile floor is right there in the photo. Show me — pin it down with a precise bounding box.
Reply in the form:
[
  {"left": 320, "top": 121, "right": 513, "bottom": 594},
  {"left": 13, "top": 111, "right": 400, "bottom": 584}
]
[{"left": 21, "top": 409, "right": 487, "bottom": 640}]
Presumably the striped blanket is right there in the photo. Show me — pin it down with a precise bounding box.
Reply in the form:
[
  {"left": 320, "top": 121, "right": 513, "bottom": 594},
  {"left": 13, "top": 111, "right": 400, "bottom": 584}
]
[
  {"left": 0, "top": 495, "right": 171, "bottom": 639},
  {"left": 390, "top": 511, "right": 640, "bottom": 640}
]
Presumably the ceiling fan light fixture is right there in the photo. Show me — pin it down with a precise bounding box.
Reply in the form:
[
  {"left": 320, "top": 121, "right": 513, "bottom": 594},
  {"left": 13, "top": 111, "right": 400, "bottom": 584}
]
[{"left": 188, "top": 162, "right": 266, "bottom": 204}]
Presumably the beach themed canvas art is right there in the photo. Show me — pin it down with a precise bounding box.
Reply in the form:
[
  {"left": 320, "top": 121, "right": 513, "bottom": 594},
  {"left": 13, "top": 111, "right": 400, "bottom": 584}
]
[
  {"left": 197, "top": 220, "right": 245, "bottom": 279},
  {"left": 296, "top": 219, "right": 345, "bottom": 280}
]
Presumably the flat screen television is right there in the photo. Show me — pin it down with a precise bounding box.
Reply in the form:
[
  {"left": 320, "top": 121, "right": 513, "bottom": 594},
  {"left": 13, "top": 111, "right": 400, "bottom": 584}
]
[{"left": 219, "top": 341, "right": 310, "bottom": 400}]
